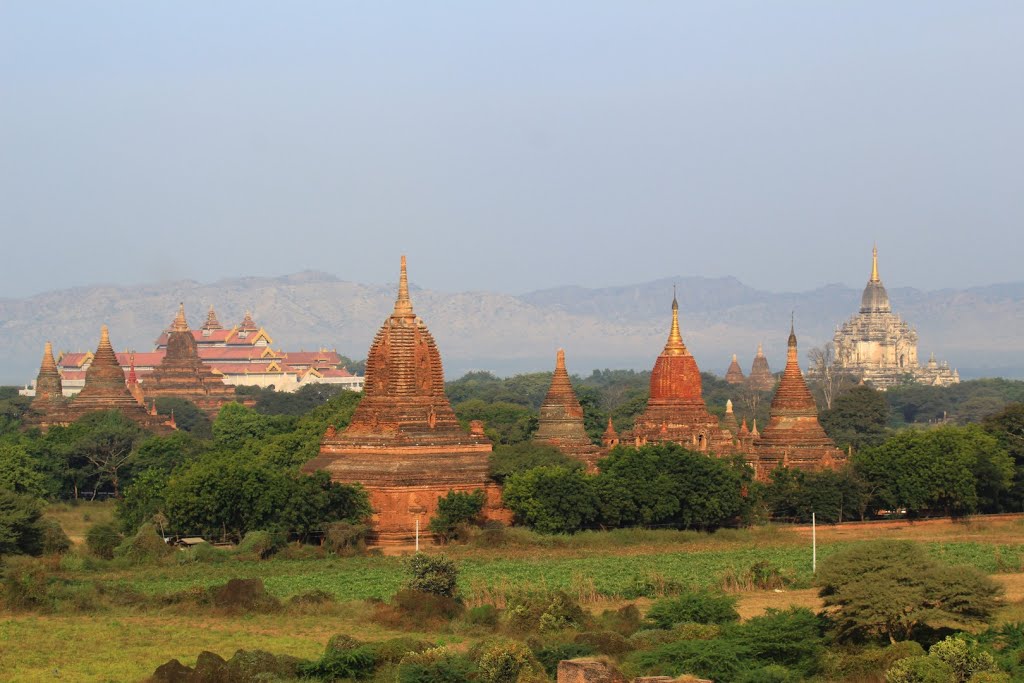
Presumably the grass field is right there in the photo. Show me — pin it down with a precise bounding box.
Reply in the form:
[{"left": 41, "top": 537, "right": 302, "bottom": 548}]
[{"left": 2, "top": 506, "right": 1024, "bottom": 681}]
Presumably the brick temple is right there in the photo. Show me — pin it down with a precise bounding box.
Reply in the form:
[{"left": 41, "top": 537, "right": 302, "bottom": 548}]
[
  {"left": 27, "top": 325, "right": 172, "bottom": 433},
  {"left": 140, "top": 304, "right": 238, "bottom": 417},
  {"left": 302, "top": 256, "right": 507, "bottom": 544},
  {"left": 532, "top": 348, "right": 602, "bottom": 471}
]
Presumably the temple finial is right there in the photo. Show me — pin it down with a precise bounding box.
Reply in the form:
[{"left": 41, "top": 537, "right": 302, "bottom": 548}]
[
  {"left": 100, "top": 324, "right": 111, "bottom": 348},
  {"left": 664, "top": 290, "right": 686, "bottom": 355},
  {"left": 555, "top": 348, "right": 566, "bottom": 371},
  {"left": 41, "top": 341, "right": 57, "bottom": 371},
  {"left": 394, "top": 255, "right": 414, "bottom": 316},
  {"left": 871, "top": 244, "right": 879, "bottom": 283},
  {"left": 788, "top": 315, "right": 798, "bottom": 348},
  {"left": 172, "top": 302, "right": 188, "bottom": 332}
]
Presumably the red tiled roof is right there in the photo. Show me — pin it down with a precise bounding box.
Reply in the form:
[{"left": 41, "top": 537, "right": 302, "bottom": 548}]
[
  {"left": 197, "top": 347, "right": 281, "bottom": 361},
  {"left": 58, "top": 353, "right": 91, "bottom": 368},
  {"left": 206, "top": 362, "right": 297, "bottom": 375},
  {"left": 114, "top": 352, "right": 166, "bottom": 367},
  {"left": 59, "top": 370, "right": 88, "bottom": 381},
  {"left": 282, "top": 351, "right": 343, "bottom": 367},
  {"left": 154, "top": 329, "right": 236, "bottom": 346}
]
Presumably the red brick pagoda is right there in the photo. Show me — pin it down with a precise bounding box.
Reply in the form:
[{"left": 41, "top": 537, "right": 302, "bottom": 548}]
[
  {"left": 747, "top": 343, "right": 775, "bottom": 391},
  {"left": 751, "top": 321, "right": 845, "bottom": 479},
  {"left": 627, "top": 292, "right": 733, "bottom": 452},
  {"left": 532, "top": 348, "right": 602, "bottom": 471},
  {"left": 33, "top": 325, "right": 171, "bottom": 432},
  {"left": 303, "top": 256, "right": 505, "bottom": 544},
  {"left": 141, "top": 304, "right": 238, "bottom": 417},
  {"left": 724, "top": 354, "right": 745, "bottom": 385}
]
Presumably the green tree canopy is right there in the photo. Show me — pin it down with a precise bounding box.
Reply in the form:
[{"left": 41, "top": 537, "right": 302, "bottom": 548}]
[{"left": 817, "top": 540, "right": 1002, "bottom": 643}]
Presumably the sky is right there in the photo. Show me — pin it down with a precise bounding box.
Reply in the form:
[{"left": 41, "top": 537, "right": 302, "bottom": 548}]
[{"left": 2, "top": 2, "right": 1023, "bottom": 299}]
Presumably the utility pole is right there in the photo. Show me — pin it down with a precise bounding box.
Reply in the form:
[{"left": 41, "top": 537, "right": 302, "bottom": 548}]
[{"left": 812, "top": 512, "right": 817, "bottom": 574}]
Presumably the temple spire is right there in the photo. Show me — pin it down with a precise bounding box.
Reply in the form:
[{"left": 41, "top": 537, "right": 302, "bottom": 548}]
[
  {"left": 870, "top": 244, "right": 879, "bottom": 283},
  {"left": 41, "top": 341, "right": 57, "bottom": 373},
  {"left": 172, "top": 303, "right": 189, "bottom": 332},
  {"left": 556, "top": 348, "right": 566, "bottom": 371},
  {"left": 394, "top": 255, "right": 414, "bottom": 316},
  {"left": 99, "top": 324, "right": 111, "bottom": 351},
  {"left": 664, "top": 287, "right": 686, "bottom": 355}
]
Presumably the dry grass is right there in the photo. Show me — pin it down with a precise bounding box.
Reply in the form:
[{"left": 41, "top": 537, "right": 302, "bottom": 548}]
[{"left": 42, "top": 501, "right": 116, "bottom": 546}]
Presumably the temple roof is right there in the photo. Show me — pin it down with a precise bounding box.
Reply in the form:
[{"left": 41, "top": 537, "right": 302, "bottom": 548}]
[
  {"left": 648, "top": 291, "right": 703, "bottom": 401},
  {"left": 860, "top": 245, "right": 892, "bottom": 313},
  {"left": 533, "top": 348, "right": 597, "bottom": 460},
  {"left": 202, "top": 305, "right": 223, "bottom": 331},
  {"left": 32, "top": 341, "right": 63, "bottom": 405},
  {"left": 748, "top": 342, "right": 775, "bottom": 391}
]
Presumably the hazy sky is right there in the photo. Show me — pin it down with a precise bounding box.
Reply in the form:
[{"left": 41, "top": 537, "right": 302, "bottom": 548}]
[{"left": 2, "top": 2, "right": 1022, "bottom": 299}]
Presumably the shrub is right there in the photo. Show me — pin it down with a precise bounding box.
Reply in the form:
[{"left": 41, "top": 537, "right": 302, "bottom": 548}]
[
  {"left": 288, "top": 589, "right": 335, "bottom": 608},
  {"left": 820, "top": 641, "right": 926, "bottom": 681},
  {"left": 429, "top": 489, "right": 486, "bottom": 543},
  {"left": 532, "top": 642, "right": 596, "bottom": 677},
  {"left": 507, "top": 590, "right": 588, "bottom": 633},
  {"left": 323, "top": 521, "right": 370, "bottom": 556},
  {"left": 375, "top": 589, "right": 464, "bottom": 629},
  {"left": 207, "top": 578, "right": 281, "bottom": 613},
  {"left": 371, "top": 637, "right": 434, "bottom": 665},
  {"left": 929, "top": 635, "right": 1000, "bottom": 682},
  {"left": 177, "top": 542, "right": 229, "bottom": 565},
  {"left": 645, "top": 591, "right": 740, "bottom": 629},
  {"left": 625, "top": 638, "right": 750, "bottom": 681},
  {"left": 466, "top": 604, "right": 501, "bottom": 627},
  {"left": 596, "top": 604, "right": 643, "bottom": 636},
  {"left": 302, "top": 644, "right": 377, "bottom": 680},
  {"left": 40, "top": 519, "right": 71, "bottom": 555},
  {"left": 472, "top": 520, "right": 511, "bottom": 548},
  {"left": 237, "top": 529, "right": 286, "bottom": 559},
  {"left": 325, "top": 634, "right": 363, "bottom": 654},
  {"left": 574, "top": 630, "right": 633, "bottom": 656},
  {"left": 886, "top": 655, "right": 955, "bottom": 683},
  {"left": 0, "top": 556, "right": 49, "bottom": 609},
  {"left": 398, "top": 646, "right": 479, "bottom": 683},
  {"left": 474, "top": 639, "right": 543, "bottom": 683},
  {"left": 723, "top": 608, "right": 824, "bottom": 677},
  {"left": 85, "top": 522, "right": 122, "bottom": 560},
  {"left": 114, "top": 522, "right": 172, "bottom": 564},
  {"left": 405, "top": 553, "right": 459, "bottom": 598}
]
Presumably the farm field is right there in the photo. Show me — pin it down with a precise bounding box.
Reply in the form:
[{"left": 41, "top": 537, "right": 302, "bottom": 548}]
[{"left": 3, "top": 506, "right": 1024, "bottom": 681}]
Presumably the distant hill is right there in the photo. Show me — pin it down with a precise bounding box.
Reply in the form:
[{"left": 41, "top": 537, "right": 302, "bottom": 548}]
[{"left": 2, "top": 271, "right": 1022, "bottom": 384}]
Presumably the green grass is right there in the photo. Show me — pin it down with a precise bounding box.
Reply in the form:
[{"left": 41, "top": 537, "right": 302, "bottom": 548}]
[{"left": 68, "top": 540, "right": 1024, "bottom": 602}]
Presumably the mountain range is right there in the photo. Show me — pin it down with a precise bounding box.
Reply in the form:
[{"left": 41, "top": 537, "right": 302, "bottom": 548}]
[{"left": 2, "top": 271, "right": 1023, "bottom": 385}]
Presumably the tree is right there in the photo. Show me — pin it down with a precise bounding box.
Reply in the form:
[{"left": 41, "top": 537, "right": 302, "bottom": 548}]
[
  {"left": 0, "top": 490, "right": 45, "bottom": 557},
  {"left": 429, "top": 489, "right": 486, "bottom": 542},
  {"left": 806, "top": 344, "right": 853, "bottom": 411},
  {"left": 816, "top": 540, "right": 1002, "bottom": 643},
  {"left": 984, "top": 403, "right": 1024, "bottom": 512},
  {"left": 72, "top": 411, "right": 145, "bottom": 498},
  {"left": 153, "top": 397, "right": 212, "bottom": 437},
  {"left": 763, "top": 466, "right": 867, "bottom": 523},
  {"left": 212, "top": 402, "right": 292, "bottom": 450},
  {"left": 453, "top": 399, "right": 537, "bottom": 445},
  {"left": 820, "top": 385, "right": 890, "bottom": 451},
  {"left": 502, "top": 466, "right": 598, "bottom": 534},
  {"left": 854, "top": 426, "right": 1012, "bottom": 517},
  {"left": 596, "top": 443, "right": 749, "bottom": 530},
  {"left": 488, "top": 442, "right": 580, "bottom": 484},
  {"left": 0, "top": 441, "right": 47, "bottom": 498}
]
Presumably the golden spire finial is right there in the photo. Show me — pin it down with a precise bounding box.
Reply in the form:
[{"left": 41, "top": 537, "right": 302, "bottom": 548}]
[
  {"left": 732, "top": 353, "right": 737, "bottom": 362},
  {"left": 726, "top": 398, "right": 734, "bottom": 413},
  {"left": 555, "top": 348, "right": 566, "bottom": 371},
  {"left": 870, "top": 244, "right": 879, "bottom": 283},
  {"left": 172, "top": 302, "right": 188, "bottom": 332},
  {"left": 756, "top": 341, "right": 764, "bottom": 356},
  {"left": 664, "top": 290, "right": 686, "bottom": 355},
  {"left": 100, "top": 324, "right": 110, "bottom": 347},
  {"left": 394, "top": 255, "right": 414, "bottom": 316}
]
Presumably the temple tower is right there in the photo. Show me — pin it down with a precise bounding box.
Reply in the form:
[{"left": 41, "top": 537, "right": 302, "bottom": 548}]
[
  {"left": 142, "top": 303, "right": 237, "bottom": 416},
  {"left": 832, "top": 246, "right": 957, "bottom": 388},
  {"left": 752, "top": 321, "right": 844, "bottom": 480},
  {"left": 747, "top": 343, "right": 775, "bottom": 391},
  {"left": 628, "top": 292, "right": 732, "bottom": 452},
  {"left": 39, "top": 326, "right": 170, "bottom": 432},
  {"left": 533, "top": 348, "right": 601, "bottom": 471},
  {"left": 303, "top": 256, "right": 504, "bottom": 544},
  {"left": 725, "top": 354, "right": 745, "bottom": 385}
]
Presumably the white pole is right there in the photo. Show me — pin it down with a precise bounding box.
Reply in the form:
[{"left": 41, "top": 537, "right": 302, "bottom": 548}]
[
  {"left": 415, "top": 516, "right": 420, "bottom": 553},
  {"left": 812, "top": 512, "right": 817, "bottom": 574}
]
